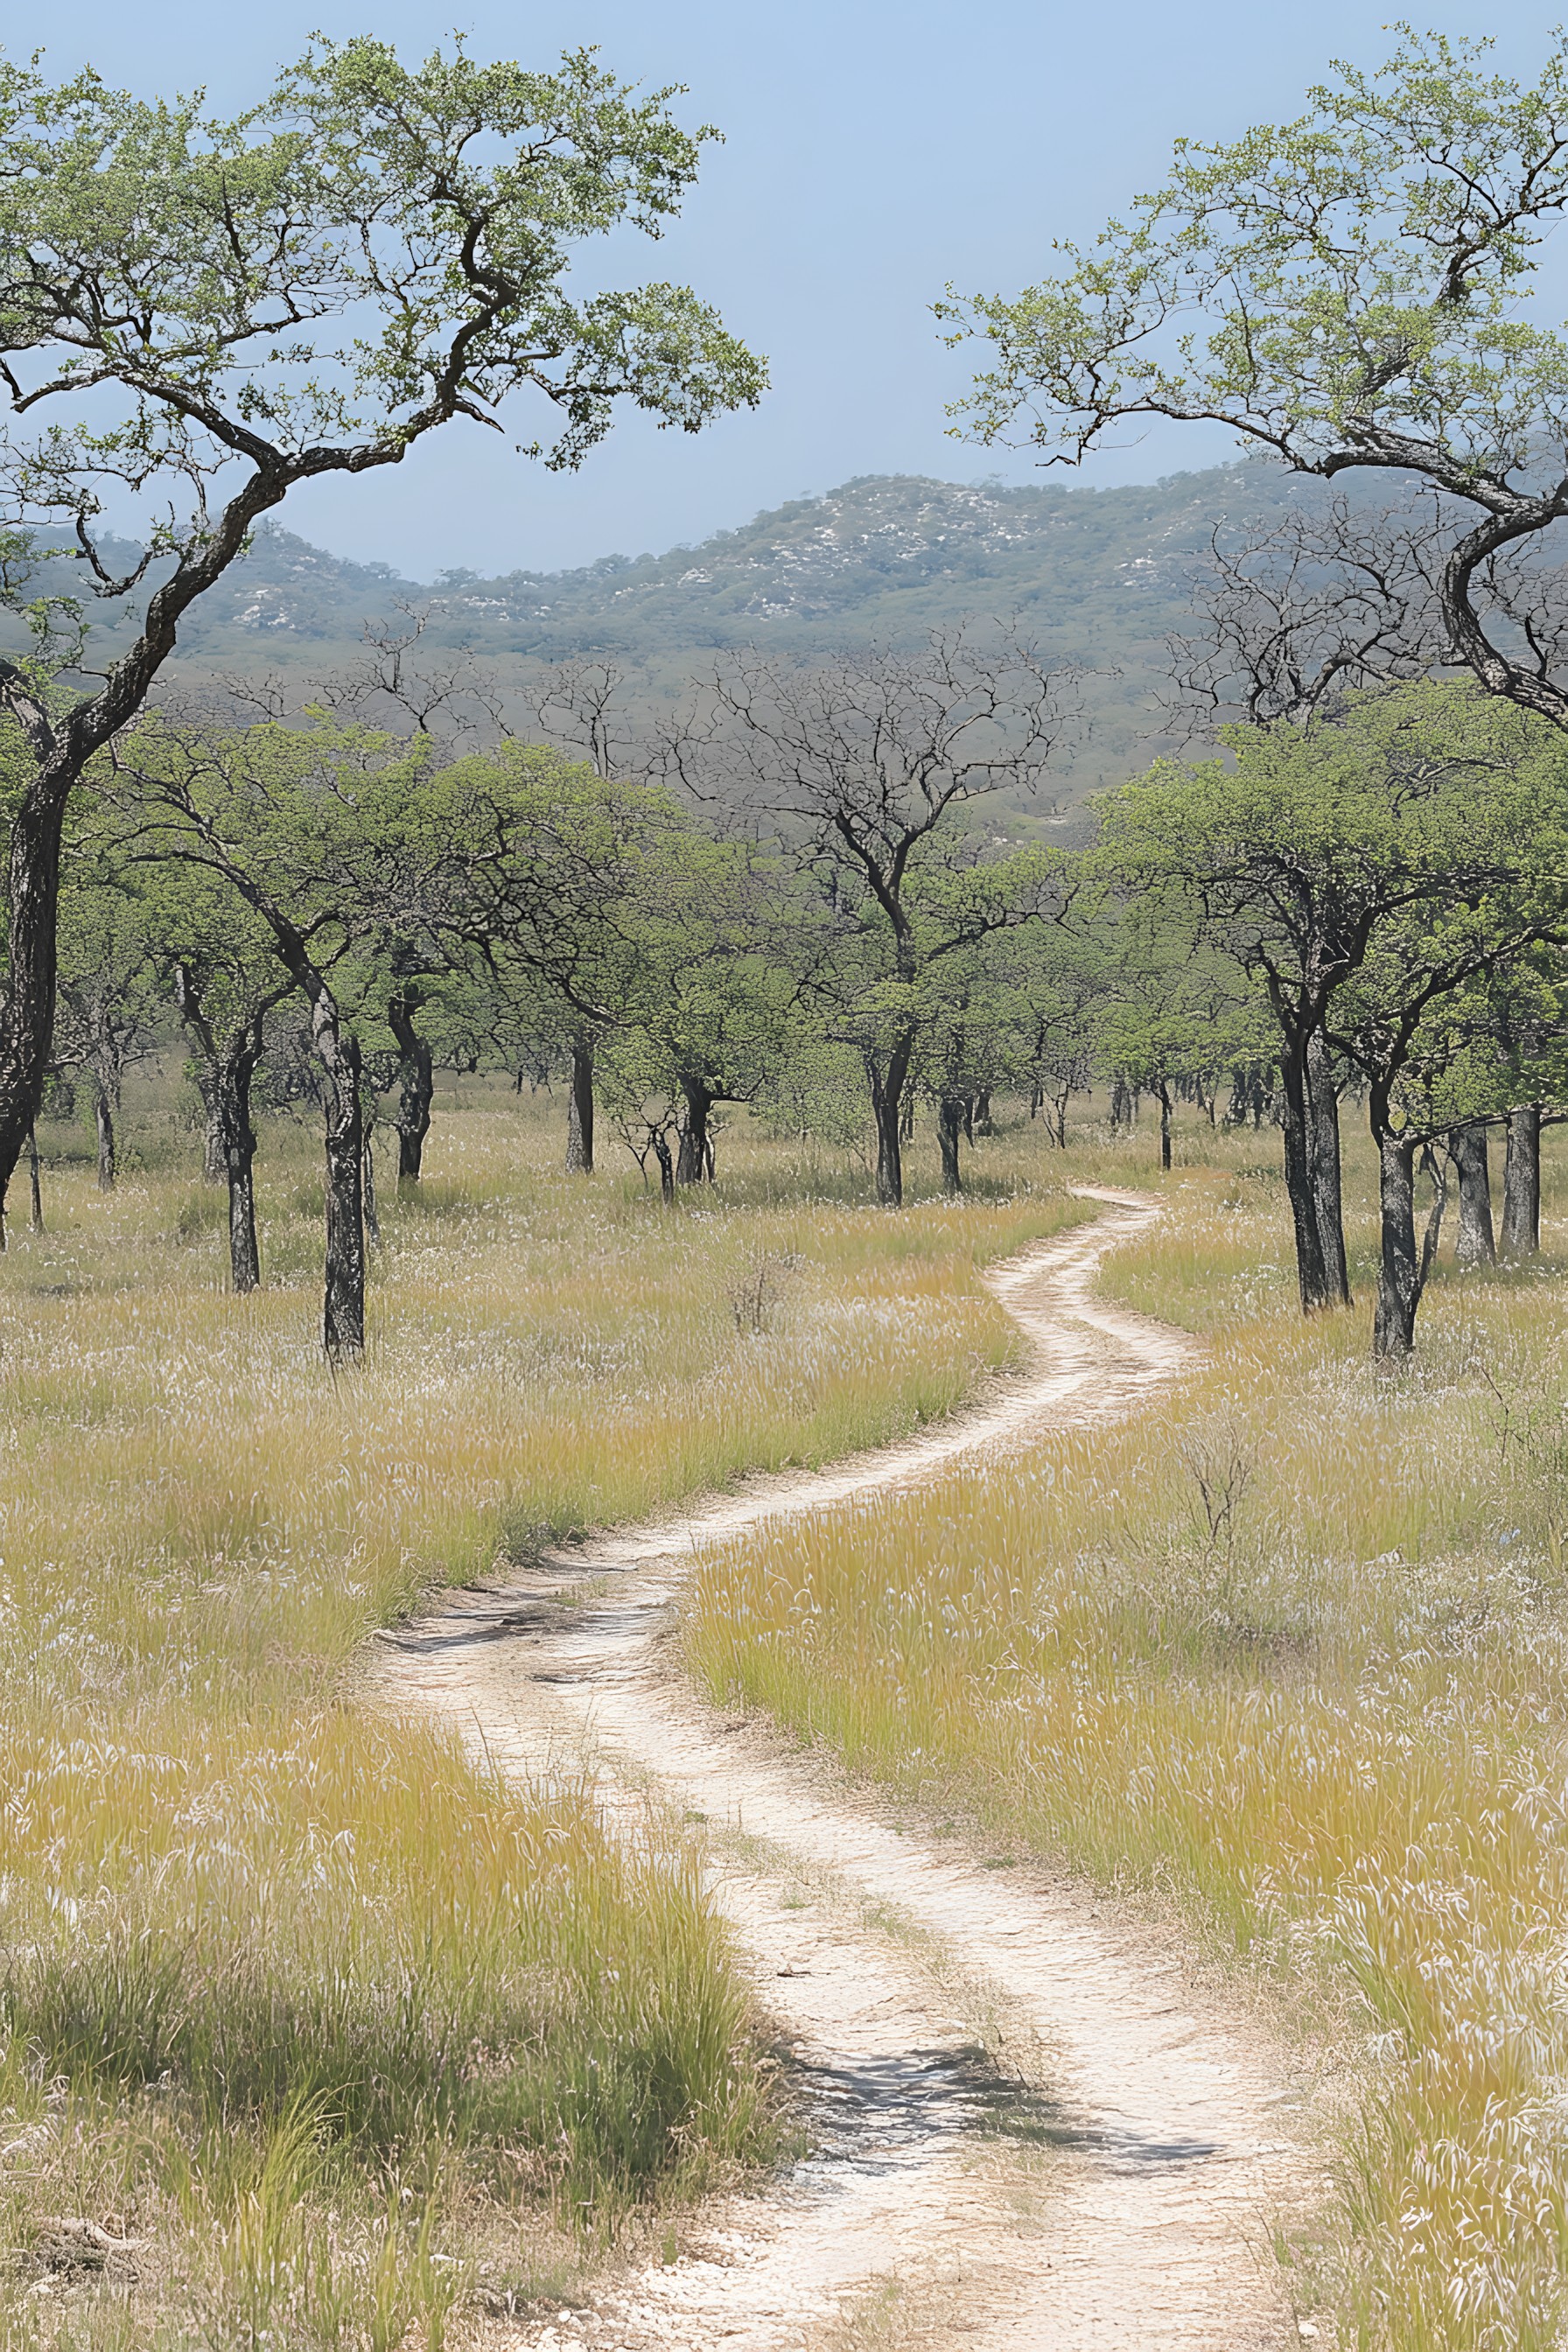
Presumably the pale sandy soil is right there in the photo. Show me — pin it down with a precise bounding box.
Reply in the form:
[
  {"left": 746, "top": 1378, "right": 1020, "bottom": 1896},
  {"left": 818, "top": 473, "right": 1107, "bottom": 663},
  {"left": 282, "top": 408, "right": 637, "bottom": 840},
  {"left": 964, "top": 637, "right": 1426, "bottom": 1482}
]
[{"left": 374, "top": 1189, "right": 1331, "bottom": 2351}]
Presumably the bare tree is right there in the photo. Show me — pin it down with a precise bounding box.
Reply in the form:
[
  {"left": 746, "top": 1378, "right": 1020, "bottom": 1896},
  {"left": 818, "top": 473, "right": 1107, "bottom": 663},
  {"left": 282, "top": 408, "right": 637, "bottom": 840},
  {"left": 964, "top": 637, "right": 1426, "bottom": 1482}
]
[{"left": 682, "top": 629, "right": 1074, "bottom": 1205}]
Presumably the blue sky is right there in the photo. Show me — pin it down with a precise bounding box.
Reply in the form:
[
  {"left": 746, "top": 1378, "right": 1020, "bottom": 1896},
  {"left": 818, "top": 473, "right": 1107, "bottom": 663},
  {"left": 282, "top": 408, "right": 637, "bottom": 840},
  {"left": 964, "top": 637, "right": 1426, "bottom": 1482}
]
[{"left": 38, "top": 2, "right": 1568, "bottom": 578}]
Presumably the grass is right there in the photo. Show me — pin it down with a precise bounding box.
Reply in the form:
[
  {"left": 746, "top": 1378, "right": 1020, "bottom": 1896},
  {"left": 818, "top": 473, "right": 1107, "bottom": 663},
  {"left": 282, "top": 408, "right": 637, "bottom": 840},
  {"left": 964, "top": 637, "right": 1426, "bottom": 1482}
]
[
  {"left": 0, "top": 1071, "right": 1098, "bottom": 2347},
  {"left": 684, "top": 1121, "right": 1568, "bottom": 2352}
]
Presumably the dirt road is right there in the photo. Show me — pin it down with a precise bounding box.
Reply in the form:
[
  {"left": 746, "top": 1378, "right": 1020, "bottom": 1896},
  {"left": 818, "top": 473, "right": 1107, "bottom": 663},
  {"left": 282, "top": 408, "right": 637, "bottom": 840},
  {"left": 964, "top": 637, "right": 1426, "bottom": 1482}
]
[{"left": 378, "top": 1189, "right": 1325, "bottom": 2350}]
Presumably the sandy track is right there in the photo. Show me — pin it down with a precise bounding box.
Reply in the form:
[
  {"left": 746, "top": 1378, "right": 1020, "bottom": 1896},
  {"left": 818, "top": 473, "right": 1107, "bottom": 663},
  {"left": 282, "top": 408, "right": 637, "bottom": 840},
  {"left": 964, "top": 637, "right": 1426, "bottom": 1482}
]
[{"left": 377, "top": 1189, "right": 1325, "bottom": 2350}]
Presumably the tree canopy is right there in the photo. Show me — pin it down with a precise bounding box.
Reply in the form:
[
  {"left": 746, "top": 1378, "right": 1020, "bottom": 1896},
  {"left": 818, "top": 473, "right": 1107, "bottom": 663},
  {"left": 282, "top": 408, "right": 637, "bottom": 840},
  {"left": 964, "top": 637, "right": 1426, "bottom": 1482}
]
[{"left": 943, "top": 27, "right": 1568, "bottom": 725}]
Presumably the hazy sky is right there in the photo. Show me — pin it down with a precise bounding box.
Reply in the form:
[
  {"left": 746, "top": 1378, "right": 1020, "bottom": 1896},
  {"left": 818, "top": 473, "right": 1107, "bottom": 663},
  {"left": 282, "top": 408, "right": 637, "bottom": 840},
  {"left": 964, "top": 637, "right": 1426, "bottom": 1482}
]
[{"left": 38, "top": 2, "right": 1568, "bottom": 578}]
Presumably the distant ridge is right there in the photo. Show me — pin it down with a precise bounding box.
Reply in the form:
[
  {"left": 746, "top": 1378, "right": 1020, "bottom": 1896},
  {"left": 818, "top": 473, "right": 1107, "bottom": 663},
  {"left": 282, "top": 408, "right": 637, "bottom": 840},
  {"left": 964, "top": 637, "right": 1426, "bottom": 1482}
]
[
  {"left": 167, "top": 462, "right": 1298, "bottom": 668},
  {"left": 140, "top": 462, "right": 1306, "bottom": 788}
]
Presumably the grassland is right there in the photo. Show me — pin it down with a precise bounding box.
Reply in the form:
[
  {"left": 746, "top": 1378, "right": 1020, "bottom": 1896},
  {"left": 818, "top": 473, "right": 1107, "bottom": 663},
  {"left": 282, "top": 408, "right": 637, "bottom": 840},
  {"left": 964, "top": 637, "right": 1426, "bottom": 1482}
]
[
  {"left": 0, "top": 1071, "right": 1096, "bottom": 2348},
  {"left": 685, "top": 1117, "right": 1568, "bottom": 2350}
]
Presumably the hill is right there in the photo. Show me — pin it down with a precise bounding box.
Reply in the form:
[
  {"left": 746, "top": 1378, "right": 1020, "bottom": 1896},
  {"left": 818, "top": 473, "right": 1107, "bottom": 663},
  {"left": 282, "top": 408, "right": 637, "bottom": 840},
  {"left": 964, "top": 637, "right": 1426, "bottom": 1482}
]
[{"left": 48, "top": 462, "right": 1313, "bottom": 794}]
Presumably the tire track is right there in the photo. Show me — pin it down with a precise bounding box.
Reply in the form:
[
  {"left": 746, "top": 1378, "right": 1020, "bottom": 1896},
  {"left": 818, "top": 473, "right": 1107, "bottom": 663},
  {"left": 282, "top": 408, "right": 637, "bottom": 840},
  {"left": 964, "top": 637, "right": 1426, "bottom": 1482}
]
[{"left": 377, "top": 1188, "right": 1324, "bottom": 2350}]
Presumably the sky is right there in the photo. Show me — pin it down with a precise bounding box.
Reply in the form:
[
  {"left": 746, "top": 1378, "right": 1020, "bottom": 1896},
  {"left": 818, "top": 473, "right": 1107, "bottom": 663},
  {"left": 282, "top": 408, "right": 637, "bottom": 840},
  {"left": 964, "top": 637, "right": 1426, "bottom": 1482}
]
[{"left": 37, "top": 1, "right": 1568, "bottom": 579}]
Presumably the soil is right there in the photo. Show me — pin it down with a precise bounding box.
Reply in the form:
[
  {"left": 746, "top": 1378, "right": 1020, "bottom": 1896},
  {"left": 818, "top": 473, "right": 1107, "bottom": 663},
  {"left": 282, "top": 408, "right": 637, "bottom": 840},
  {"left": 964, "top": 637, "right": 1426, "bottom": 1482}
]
[{"left": 375, "top": 1187, "right": 1329, "bottom": 2350}]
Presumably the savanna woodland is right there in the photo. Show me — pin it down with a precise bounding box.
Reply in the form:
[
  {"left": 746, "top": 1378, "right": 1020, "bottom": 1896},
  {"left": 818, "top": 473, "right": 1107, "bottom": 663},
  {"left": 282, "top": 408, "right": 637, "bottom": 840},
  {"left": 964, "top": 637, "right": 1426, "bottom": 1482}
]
[{"left": 10, "top": 20, "right": 1568, "bottom": 2352}]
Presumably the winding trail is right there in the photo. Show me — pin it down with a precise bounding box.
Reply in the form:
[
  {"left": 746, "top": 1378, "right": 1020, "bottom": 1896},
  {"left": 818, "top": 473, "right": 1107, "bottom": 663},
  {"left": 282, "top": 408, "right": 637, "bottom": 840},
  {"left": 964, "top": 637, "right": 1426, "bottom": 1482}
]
[{"left": 376, "top": 1188, "right": 1326, "bottom": 2351}]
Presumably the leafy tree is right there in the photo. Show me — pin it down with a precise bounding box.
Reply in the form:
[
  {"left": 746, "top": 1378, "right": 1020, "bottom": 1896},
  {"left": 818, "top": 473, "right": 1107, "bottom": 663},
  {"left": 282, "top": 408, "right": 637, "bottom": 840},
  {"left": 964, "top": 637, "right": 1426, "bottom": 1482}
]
[
  {"left": 116, "top": 719, "right": 437, "bottom": 1357},
  {"left": 53, "top": 847, "right": 163, "bottom": 1191},
  {"left": 984, "top": 927, "right": 1108, "bottom": 1147},
  {"left": 1096, "top": 683, "right": 1568, "bottom": 1316},
  {"left": 430, "top": 749, "right": 695, "bottom": 1175},
  {"left": 136, "top": 851, "right": 294, "bottom": 1291},
  {"left": 615, "top": 835, "right": 799, "bottom": 1184},
  {"left": 0, "top": 35, "right": 764, "bottom": 1227},
  {"left": 944, "top": 28, "right": 1568, "bottom": 726},
  {"left": 1101, "top": 682, "right": 1568, "bottom": 1350},
  {"left": 1093, "top": 915, "right": 1261, "bottom": 1172}
]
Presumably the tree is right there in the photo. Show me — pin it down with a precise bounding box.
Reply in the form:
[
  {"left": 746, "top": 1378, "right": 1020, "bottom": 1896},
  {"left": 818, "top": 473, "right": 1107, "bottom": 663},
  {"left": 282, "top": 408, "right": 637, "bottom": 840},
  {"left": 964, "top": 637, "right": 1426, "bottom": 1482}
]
[
  {"left": 0, "top": 35, "right": 764, "bottom": 1230},
  {"left": 621, "top": 835, "right": 799, "bottom": 1185},
  {"left": 687, "top": 632, "right": 1073, "bottom": 1205},
  {"left": 138, "top": 850, "right": 293, "bottom": 1291},
  {"left": 1093, "top": 914, "right": 1262, "bottom": 1173},
  {"left": 430, "top": 749, "right": 697, "bottom": 1176},
  {"left": 1096, "top": 683, "right": 1568, "bottom": 1319},
  {"left": 116, "top": 719, "right": 436, "bottom": 1358},
  {"left": 52, "top": 851, "right": 162, "bottom": 1192},
  {"left": 944, "top": 29, "right": 1568, "bottom": 727}
]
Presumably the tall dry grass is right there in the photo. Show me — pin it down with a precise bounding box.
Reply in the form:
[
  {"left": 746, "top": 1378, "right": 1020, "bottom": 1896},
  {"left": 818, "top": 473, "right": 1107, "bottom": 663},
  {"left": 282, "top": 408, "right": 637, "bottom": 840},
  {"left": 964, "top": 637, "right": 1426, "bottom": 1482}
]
[
  {"left": 685, "top": 1125, "right": 1568, "bottom": 2350},
  {"left": 0, "top": 1074, "right": 1096, "bottom": 2346}
]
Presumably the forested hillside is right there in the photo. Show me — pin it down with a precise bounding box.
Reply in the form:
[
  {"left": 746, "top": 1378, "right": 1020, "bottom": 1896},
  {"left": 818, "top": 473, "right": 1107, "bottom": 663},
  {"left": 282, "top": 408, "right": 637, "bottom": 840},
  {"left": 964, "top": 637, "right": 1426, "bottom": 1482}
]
[{"left": 80, "top": 462, "right": 1308, "bottom": 793}]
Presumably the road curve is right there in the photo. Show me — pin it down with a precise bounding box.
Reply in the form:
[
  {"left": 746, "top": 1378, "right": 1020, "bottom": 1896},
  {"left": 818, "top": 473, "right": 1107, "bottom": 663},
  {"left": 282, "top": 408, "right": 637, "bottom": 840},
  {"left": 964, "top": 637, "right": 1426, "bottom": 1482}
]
[{"left": 376, "top": 1189, "right": 1324, "bottom": 2351}]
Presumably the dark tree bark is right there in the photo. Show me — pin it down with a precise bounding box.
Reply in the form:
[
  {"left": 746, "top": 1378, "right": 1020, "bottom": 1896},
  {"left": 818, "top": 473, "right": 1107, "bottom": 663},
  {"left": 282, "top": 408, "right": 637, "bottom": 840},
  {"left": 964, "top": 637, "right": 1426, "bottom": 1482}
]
[
  {"left": 1373, "top": 1132, "right": 1420, "bottom": 1360},
  {"left": 1373, "top": 1134, "right": 1450, "bottom": 1361},
  {"left": 1453, "top": 1124, "right": 1497, "bottom": 1267},
  {"left": 1155, "top": 1079, "right": 1173, "bottom": 1171},
  {"left": 1279, "top": 1040, "right": 1330, "bottom": 1311},
  {"left": 1306, "top": 1031, "right": 1352, "bottom": 1308},
  {"left": 387, "top": 988, "right": 433, "bottom": 1184},
  {"left": 27, "top": 1126, "right": 41, "bottom": 1235},
  {"left": 1278, "top": 1029, "right": 1351, "bottom": 1313},
  {"left": 362, "top": 1119, "right": 382, "bottom": 1249},
  {"left": 936, "top": 1095, "right": 964, "bottom": 1194},
  {"left": 94, "top": 1084, "right": 116, "bottom": 1192},
  {"left": 869, "top": 1033, "right": 916, "bottom": 1208},
  {"left": 1110, "top": 1073, "right": 1133, "bottom": 1130},
  {"left": 564, "top": 1036, "right": 596, "bottom": 1175},
  {"left": 174, "top": 967, "right": 277, "bottom": 1296},
  {"left": 676, "top": 1074, "right": 715, "bottom": 1185},
  {"left": 224, "top": 1046, "right": 262, "bottom": 1295},
  {"left": 319, "top": 1018, "right": 367, "bottom": 1362},
  {"left": 650, "top": 1123, "right": 675, "bottom": 1203},
  {"left": 1502, "top": 1106, "right": 1543, "bottom": 1261},
  {"left": 973, "top": 1088, "right": 994, "bottom": 1137}
]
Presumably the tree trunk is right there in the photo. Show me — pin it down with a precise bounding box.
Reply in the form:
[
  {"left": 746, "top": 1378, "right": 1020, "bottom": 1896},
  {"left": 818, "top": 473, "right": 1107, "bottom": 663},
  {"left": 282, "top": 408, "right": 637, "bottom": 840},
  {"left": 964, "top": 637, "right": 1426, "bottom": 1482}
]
[
  {"left": 387, "top": 989, "right": 433, "bottom": 1184},
  {"left": 1157, "top": 1080, "right": 1172, "bottom": 1171},
  {"left": 174, "top": 970, "right": 270, "bottom": 1296},
  {"left": 651, "top": 1126, "right": 675, "bottom": 1203},
  {"left": 1374, "top": 1131, "right": 1422, "bottom": 1361},
  {"left": 27, "top": 1125, "right": 42, "bottom": 1234},
  {"left": 1280, "top": 1032, "right": 1335, "bottom": 1313},
  {"left": 973, "top": 1088, "right": 993, "bottom": 1137},
  {"left": 363, "top": 1121, "right": 381, "bottom": 1248},
  {"left": 936, "top": 1095, "right": 964, "bottom": 1194},
  {"left": 869, "top": 1035, "right": 915, "bottom": 1208},
  {"left": 564, "top": 1037, "right": 595, "bottom": 1174},
  {"left": 1502, "top": 1108, "right": 1542, "bottom": 1261},
  {"left": 676, "top": 1074, "right": 715, "bottom": 1185},
  {"left": 220, "top": 1040, "right": 262, "bottom": 1295},
  {"left": 1453, "top": 1124, "right": 1496, "bottom": 1267},
  {"left": 1110, "top": 1073, "right": 1132, "bottom": 1130},
  {"left": 0, "top": 760, "right": 74, "bottom": 1213},
  {"left": 94, "top": 1086, "right": 116, "bottom": 1192},
  {"left": 1306, "top": 1031, "right": 1352, "bottom": 1307},
  {"left": 315, "top": 1007, "right": 366, "bottom": 1362}
]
